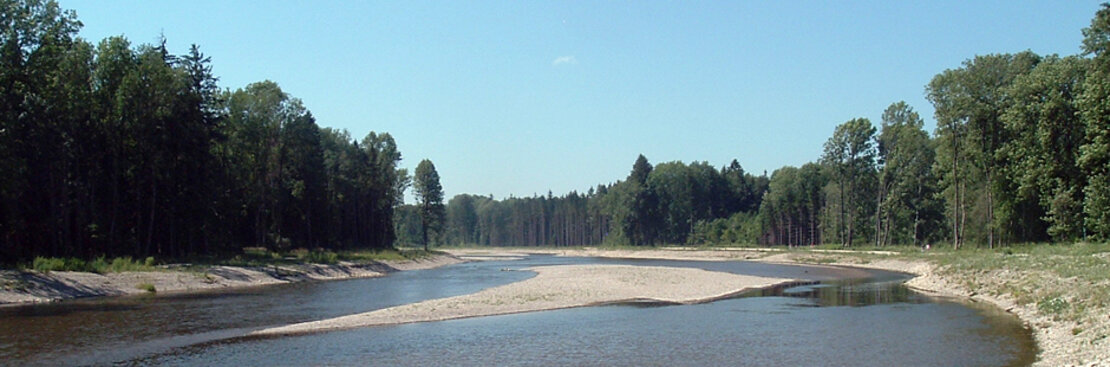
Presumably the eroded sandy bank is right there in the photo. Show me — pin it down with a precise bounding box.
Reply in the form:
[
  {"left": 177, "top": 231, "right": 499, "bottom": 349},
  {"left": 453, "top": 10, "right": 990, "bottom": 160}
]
[
  {"left": 252, "top": 264, "right": 794, "bottom": 336},
  {"left": 0, "top": 254, "right": 464, "bottom": 305}
]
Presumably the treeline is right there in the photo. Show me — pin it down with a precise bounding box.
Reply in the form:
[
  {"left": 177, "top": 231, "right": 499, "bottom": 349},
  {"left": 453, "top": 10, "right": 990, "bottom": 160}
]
[
  {"left": 436, "top": 4, "right": 1110, "bottom": 248},
  {"left": 404, "top": 157, "right": 767, "bottom": 247},
  {"left": 0, "top": 1, "right": 406, "bottom": 262}
]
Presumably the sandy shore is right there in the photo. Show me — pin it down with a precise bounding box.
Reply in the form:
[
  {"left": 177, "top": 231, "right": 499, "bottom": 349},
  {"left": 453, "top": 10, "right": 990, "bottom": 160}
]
[
  {"left": 253, "top": 264, "right": 794, "bottom": 336},
  {"left": 0, "top": 254, "right": 463, "bottom": 305},
  {"left": 447, "top": 247, "right": 1105, "bottom": 367}
]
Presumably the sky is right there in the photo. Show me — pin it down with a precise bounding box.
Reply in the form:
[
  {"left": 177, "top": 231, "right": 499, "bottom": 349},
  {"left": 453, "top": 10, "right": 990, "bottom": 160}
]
[{"left": 62, "top": 0, "right": 1103, "bottom": 202}]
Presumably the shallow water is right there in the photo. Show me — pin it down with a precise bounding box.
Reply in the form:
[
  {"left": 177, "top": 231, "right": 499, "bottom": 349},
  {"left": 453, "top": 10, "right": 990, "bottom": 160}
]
[{"left": 0, "top": 255, "right": 1035, "bottom": 366}]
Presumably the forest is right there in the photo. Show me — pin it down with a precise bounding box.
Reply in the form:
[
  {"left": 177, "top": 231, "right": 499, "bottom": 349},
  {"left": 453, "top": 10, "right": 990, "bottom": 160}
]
[
  {"left": 0, "top": 0, "right": 408, "bottom": 262},
  {"left": 5, "top": 1, "right": 1110, "bottom": 263},
  {"left": 407, "top": 5, "right": 1110, "bottom": 249}
]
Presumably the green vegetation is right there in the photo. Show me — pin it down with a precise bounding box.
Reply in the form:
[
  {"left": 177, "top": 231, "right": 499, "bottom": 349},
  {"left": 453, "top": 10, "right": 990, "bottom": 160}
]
[
  {"left": 413, "top": 159, "right": 446, "bottom": 251},
  {"left": 136, "top": 283, "right": 157, "bottom": 293},
  {"left": 0, "top": 0, "right": 405, "bottom": 265},
  {"left": 432, "top": 4, "right": 1110, "bottom": 251},
  {"left": 30, "top": 256, "right": 160, "bottom": 273},
  {"left": 194, "top": 247, "right": 438, "bottom": 268},
  {"left": 4, "top": 0, "right": 1110, "bottom": 265},
  {"left": 913, "top": 242, "right": 1110, "bottom": 323}
]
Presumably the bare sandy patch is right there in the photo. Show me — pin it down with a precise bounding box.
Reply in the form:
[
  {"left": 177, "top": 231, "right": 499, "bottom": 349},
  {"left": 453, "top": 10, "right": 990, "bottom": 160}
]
[{"left": 253, "top": 264, "right": 793, "bottom": 336}]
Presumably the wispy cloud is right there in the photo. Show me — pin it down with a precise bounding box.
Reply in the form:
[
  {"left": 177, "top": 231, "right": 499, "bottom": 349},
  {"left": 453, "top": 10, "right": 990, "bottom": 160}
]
[{"left": 552, "top": 56, "right": 578, "bottom": 66}]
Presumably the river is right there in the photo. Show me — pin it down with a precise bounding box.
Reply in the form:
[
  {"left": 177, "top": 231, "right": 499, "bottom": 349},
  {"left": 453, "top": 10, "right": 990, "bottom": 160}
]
[{"left": 0, "top": 255, "right": 1036, "bottom": 366}]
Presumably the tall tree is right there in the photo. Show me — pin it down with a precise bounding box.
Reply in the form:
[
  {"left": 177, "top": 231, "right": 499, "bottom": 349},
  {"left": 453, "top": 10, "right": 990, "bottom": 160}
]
[
  {"left": 413, "top": 159, "right": 445, "bottom": 250},
  {"left": 928, "top": 52, "right": 1041, "bottom": 247},
  {"left": 1080, "top": 3, "right": 1110, "bottom": 239},
  {"left": 624, "top": 154, "right": 660, "bottom": 245},
  {"left": 1002, "top": 56, "right": 1088, "bottom": 241},
  {"left": 821, "top": 118, "right": 877, "bottom": 246},
  {"left": 877, "top": 102, "right": 943, "bottom": 246}
]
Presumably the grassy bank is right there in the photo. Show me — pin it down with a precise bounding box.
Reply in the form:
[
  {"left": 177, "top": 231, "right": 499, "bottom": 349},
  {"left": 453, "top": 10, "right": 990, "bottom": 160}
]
[
  {"left": 796, "top": 242, "right": 1109, "bottom": 327},
  {"left": 913, "top": 243, "right": 1108, "bottom": 327},
  {"left": 755, "top": 242, "right": 1109, "bottom": 365}
]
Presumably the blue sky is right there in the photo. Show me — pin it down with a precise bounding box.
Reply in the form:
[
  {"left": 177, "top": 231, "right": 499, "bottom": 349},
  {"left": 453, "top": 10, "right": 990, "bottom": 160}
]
[{"left": 64, "top": 1, "right": 1103, "bottom": 202}]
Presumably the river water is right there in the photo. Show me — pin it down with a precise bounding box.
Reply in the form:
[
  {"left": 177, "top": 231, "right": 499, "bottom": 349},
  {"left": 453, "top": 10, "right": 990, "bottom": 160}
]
[{"left": 0, "top": 255, "right": 1036, "bottom": 366}]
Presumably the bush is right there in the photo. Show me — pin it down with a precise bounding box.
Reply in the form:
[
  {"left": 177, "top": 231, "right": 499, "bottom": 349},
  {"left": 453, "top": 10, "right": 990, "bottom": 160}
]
[
  {"left": 1038, "top": 296, "right": 1070, "bottom": 315},
  {"left": 30, "top": 256, "right": 158, "bottom": 273},
  {"left": 302, "top": 250, "right": 339, "bottom": 264},
  {"left": 136, "top": 283, "right": 156, "bottom": 293},
  {"left": 33, "top": 257, "right": 68, "bottom": 272}
]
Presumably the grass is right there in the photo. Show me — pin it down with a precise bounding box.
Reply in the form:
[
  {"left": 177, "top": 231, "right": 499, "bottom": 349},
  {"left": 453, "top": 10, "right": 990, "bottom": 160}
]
[
  {"left": 135, "top": 283, "right": 156, "bottom": 293},
  {"left": 206, "top": 247, "right": 440, "bottom": 268},
  {"left": 920, "top": 242, "right": 1110, "bottom": 323},
  {"left": 781, "top": 241, "right": 1110, "bottom": 325},
  {"left": 30, "top": 256, "right": 159, "bottom": 274},
  {"left": 16, "top": 246, "right": 443, "bottom": 274}
]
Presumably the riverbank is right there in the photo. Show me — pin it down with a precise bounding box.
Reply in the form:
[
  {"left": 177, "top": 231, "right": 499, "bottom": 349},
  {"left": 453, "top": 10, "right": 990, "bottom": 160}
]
[
  {"left": 252, "top": 264, "right": 795, "bottom": 336},
  {"left": 0, "top": 253, "right": 463, "bottom": 306},
  {"left": 446, "top": 246, "right": 1107, "bottom": 367}
]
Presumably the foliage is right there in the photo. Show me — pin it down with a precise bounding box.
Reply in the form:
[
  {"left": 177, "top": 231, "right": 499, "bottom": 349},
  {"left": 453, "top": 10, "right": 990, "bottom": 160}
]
[
  {"left": 436, "top": 156, "right": 767, "bottom": 247},
  {"left": 5, "top": 0, "right": 1110, "bottom": 259},
  {"left": 0, "top": 0, "right": 405, "bottom": 263},
  {"left": 414, "top": 159, "right": 446, "bottom": 250},
  {"left": 136, "top": 283, "right": 157, "bottom": 293},
  {"left": 1080, "top": 4, "right": 1110, "bottom": 239},
  {"left": 821, "top": 118, "right": 877, "bottom": 246},
  {"left": 877, "top": 102, "right": 944, "bottom": 246},
  {"left": 30, "top": 256, "right": 159, "bottom": 273}
]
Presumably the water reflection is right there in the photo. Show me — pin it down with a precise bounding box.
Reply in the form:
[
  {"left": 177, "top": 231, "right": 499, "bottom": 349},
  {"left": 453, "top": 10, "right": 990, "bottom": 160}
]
[{"left": 761, "top": 278, "right": 922, "bottom": 307}]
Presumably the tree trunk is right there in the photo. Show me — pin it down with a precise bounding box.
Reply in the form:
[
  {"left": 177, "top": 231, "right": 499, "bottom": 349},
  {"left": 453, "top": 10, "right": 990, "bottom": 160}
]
[
  {"left": 875, "top": 181, "right": 883, "bottom": 247},
  {"left": 987, "top": 170, "right": 994, "bottom": 249},
  {"left": 952, "top": 136, "right": 961, "bottom": 250}
]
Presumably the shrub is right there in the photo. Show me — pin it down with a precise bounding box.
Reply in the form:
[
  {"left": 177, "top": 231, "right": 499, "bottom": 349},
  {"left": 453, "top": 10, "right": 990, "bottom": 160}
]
[
  {"left": 1037, "top": 296, "right": 1069, "bottom": 315},
  {"left": 136, "top": 283, "right": 156, "bottom": 293},
  {"left": 32, "top": 257, "right": 67, "bottom": 272},
  {"left": 303, "top": 250, "right": 339, "bottom": 264}
]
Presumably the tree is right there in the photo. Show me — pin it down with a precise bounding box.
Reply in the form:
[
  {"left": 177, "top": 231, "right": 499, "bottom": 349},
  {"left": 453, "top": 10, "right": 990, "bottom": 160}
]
[
  {"left": 877, "top": 102, "right": 943, "bottom": 246},
  {"left": 414, "top": 159, "right": 445, "bottom": 250},
  {"left": 1080, "top": 3, "right": 1110, "bottom": 239},
  {"left": 821, "top": 118, "right": 877, "bottom": 246},
  {"left": 446, "top": 194, "right": 480, "bottom": 245},
  {"left": 927, "top": 52, "right": 1041, "bottom": 248},
  {"left": 1001, "top": 56, "right": 1088, "bottom": 241},
  {"left": 624, "top": 155, "right": 661, "bottom": 245}
]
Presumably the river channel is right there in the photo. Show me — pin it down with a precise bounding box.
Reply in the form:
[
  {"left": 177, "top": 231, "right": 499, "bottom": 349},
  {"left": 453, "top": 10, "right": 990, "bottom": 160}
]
[{"left": 0, "top": 255, "right": 1036, "bottom": 366}]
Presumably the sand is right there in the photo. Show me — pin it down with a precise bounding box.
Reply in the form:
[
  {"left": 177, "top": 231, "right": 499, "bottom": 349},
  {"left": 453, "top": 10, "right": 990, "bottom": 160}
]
[
  {"left": 252, "top": 264, "right": 794, "bottom": 336},
  {"left": 0, "top": 255, "right": 464, "bottom": 305},
  {"left": 444, "top": 247, "right": 1106, "bottom": 367}
]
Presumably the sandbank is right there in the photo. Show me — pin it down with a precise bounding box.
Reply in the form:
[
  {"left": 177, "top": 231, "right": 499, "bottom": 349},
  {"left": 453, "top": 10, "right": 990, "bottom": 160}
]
[
  {"left": 448, "top": 247, "right": 1106, "bottom": 367},
  {"left": 0, "top": 254, "right": 464, "bottom": 305},
  {"left": 252, "top": 264, "right": 794, "bottom": 336}
]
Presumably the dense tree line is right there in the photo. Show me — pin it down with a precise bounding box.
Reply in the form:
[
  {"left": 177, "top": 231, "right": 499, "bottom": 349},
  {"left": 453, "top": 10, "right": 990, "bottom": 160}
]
[
  {"left": 426, "top": 156, "right": 768, "bottom": 247},
  {"left": 443, "top": 4, "right": 1110, "bottom": 248},
  {"left": 0, "top": 0, "right": 406, "bottom": 262},
  {"left": 7, "top": 0, "right": 1110, "bottom": 257}
]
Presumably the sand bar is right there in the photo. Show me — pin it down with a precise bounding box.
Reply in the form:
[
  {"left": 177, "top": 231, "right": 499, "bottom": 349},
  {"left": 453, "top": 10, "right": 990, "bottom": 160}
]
[
  {"left": 252, "top": 264, "right": 794, "bottom": 336},
  {"left": 0, "top": 255, "right": 464, "bottom": 305}
]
